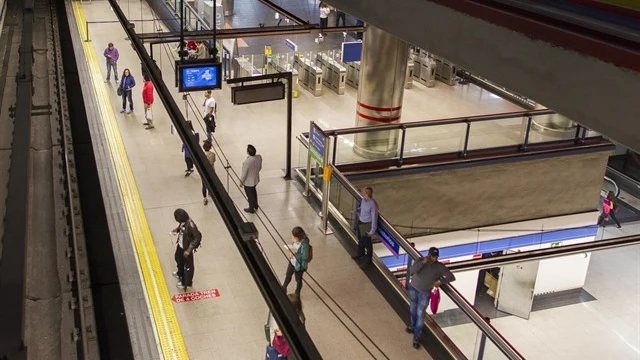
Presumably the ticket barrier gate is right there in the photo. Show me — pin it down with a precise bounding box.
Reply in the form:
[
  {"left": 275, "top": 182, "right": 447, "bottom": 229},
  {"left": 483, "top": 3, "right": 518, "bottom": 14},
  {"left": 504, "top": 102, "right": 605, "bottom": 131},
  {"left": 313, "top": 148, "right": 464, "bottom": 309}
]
[
  {"left": 293, "top": 55, "right": 323, "bottom": 97},
  {"left": 345, "top": 61, "right": 360, "bottom": 89},
  {"left": 405, "top": 61, "right": 414, "bottom": 89},
  {"left": 232, "top": 57, "right": 262, "bottom": 78},
  {"left": 315, "top": 53, "right": 346, "bottom": 95},
  {"left": 412, "top": 56, "right": 436, "bottom": 88},
  {"left": 434, "top": 56, "right": 457, "bottom": 86},
  {"left": 266, "top": 57, "right": 300, "bottom": 98}
]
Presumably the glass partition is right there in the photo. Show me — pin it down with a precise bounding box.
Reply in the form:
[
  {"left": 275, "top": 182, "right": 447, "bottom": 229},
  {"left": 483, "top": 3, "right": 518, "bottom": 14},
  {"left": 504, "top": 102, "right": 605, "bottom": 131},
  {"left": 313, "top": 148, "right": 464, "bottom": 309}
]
[
  {"left": 314, "top": 110, "right": 603, "bottom": 167},
  {"left": 295, "top": 135, "right": 527, "bottom": 360}
]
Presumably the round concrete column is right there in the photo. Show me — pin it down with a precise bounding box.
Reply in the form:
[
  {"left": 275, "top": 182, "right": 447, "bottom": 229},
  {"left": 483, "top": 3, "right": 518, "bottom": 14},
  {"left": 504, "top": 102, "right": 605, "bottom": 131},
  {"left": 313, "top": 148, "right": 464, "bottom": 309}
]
[{"left": 354, "top": 25, "right": 409, "bottom": 159}]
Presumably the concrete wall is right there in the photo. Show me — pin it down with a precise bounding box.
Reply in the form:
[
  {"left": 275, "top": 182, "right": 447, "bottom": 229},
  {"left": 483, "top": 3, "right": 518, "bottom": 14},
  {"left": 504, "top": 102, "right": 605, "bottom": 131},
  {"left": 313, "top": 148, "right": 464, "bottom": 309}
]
[{"left": 350, "top": 151, "right": 611, "bottom": 235}]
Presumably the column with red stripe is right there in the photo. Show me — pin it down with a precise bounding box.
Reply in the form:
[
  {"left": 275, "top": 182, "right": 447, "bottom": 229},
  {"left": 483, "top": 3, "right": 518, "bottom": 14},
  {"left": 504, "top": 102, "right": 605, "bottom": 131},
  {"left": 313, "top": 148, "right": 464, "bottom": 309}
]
[{"left": 353, "top": 25, "right": 410, "bottom": 160}]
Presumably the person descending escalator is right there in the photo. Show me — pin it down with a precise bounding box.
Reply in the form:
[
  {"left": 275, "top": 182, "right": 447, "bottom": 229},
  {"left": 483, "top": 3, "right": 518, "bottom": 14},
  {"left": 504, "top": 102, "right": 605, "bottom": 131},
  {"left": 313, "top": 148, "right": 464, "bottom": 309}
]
[
  {"left": 406, "top": 247, "right": 455, "bottom": 349},
  {"left": 598, "top": 190, "right": 622, "bottom": 228}
]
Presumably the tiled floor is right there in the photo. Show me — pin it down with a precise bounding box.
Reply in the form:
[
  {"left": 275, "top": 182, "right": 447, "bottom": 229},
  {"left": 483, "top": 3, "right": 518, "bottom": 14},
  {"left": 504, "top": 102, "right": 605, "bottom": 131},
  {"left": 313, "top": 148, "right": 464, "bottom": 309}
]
[{"left": 440, "top": 222, "right": 640, "bottom": 360}]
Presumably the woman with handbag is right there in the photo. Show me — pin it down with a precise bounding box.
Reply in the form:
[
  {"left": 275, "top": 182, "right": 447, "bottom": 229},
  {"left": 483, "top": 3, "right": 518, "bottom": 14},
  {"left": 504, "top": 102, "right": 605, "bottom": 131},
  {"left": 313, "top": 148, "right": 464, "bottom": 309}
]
[{"left": 118, "top": 68, "right": 136, "bottom": 114}]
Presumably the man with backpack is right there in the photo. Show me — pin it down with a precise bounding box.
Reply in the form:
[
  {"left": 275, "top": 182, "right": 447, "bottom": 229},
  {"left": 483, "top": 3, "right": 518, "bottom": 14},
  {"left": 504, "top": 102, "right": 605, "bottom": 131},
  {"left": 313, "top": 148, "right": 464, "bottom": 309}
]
[{"left": 171, "top": 208, "right": 202, "bottom": 290}]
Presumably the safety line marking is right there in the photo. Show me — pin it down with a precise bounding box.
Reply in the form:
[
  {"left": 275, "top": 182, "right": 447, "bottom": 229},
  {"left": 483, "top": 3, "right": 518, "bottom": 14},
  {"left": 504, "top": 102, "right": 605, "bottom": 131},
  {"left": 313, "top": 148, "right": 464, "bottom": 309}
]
[{"left": 72, "top": 3, "right": 188, "bottom": 359}]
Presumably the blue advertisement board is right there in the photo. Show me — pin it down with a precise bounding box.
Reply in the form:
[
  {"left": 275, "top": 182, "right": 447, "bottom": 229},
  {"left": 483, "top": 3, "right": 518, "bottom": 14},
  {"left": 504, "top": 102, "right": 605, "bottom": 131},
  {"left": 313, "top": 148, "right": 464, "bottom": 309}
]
[
  {"left": 309, "top": 123, "right": 326, "bottom": 165},
  {"left": 377, "top": 222, "right": 400, "bottom": 258}
]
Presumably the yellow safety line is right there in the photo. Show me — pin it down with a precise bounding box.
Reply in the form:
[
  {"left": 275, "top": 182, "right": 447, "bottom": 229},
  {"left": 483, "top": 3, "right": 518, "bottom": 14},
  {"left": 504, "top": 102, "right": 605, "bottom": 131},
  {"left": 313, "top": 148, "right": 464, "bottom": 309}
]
[{"left": 71, "top": 3, "right": 188, "bottom": 359}]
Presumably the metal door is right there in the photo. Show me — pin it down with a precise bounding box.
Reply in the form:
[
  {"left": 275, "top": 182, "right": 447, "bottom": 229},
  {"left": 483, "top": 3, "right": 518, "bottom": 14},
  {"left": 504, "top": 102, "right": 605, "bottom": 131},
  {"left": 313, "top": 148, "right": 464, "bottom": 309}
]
[{"left": 495, "top": 255, "right": 539, "bottom": 320}]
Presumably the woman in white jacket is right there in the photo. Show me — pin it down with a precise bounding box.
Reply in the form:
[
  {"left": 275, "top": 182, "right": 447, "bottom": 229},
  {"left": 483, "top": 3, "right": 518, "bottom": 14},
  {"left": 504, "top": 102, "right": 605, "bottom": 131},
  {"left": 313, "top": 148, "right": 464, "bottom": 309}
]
[{"left": 318, "top": 2, "right": 330, "bottom": 38}]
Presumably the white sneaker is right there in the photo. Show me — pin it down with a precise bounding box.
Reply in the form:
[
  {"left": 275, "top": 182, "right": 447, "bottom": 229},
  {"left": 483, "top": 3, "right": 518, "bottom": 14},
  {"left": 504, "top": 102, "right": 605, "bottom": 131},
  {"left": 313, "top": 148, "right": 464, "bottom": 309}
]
[
  {"left": 172, "top": 271, "right": 179, "bottom": 279},
  {"left": 176, "top": 281, "right": 188, "bottom": 289}
]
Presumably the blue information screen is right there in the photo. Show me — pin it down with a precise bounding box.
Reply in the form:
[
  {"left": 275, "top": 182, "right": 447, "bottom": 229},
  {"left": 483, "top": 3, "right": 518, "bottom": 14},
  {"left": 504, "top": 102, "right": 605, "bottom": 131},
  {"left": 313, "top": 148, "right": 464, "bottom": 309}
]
[
  {"left": 182, "top": 66, "right": 218, "bottom": 88},
  {"left": 178, "top": 63, "right": 222, "bottom": 92},
  {"left": 309, "top": 123, "right": 326, "bottom": 165}
]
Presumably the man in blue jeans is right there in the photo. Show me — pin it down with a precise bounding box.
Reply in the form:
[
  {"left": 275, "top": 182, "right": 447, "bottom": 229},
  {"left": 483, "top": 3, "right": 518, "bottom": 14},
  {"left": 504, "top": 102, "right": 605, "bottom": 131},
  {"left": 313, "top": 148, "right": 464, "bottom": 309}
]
[{"left": 406, "top": 247, "right": 455, "bottom": 349}]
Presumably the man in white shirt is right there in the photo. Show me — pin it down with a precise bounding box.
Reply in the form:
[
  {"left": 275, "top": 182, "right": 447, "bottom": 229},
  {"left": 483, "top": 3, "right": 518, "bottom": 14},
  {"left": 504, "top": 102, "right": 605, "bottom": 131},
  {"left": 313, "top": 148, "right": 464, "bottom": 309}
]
[{"left": 203, "top": 90, "right": 216, "bottom": 142}]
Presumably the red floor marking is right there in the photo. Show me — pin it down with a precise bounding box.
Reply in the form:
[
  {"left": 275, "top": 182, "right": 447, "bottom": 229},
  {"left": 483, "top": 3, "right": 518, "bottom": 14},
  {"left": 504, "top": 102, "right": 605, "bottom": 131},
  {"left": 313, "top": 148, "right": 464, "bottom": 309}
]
[{"left": 171, "top": 288, "right": 220, "bottom": 303}]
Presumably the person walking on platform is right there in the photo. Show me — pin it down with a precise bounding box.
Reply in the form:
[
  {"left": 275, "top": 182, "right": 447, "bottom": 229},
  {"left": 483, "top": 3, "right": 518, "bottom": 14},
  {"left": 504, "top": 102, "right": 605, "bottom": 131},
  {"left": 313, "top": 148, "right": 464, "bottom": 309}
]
[
  {"left": 201, "top": 140, "right": 216, "bottom": 206},
  {"left": 240, "top": 144, "right": 262, "bottom": 213},
  {"left": 170, "top": 208, "right": 202, "bottom": 290},
  {"left": 118, "top": 68, "right": 136, "bottom": 114},
  {"left": 598, "top": 190, "right": 622, "bottom": 228},
  {"left": 182, "top": 121, "right": 200, "bottom": 177},
  {"left": 282, "top": 227, "right": 311, "bottom": 297},
  {"left": 142, "top": 75, "right": 154, "bottom": 129},
  {"left": 406, "top": 247, "right": 455, "bottom": 349},
  {"left": 103, "top": 42, "right": 119, "bottom": 83},
  {"left": 202, "top": 90, "right": 217, "bottom": 142},
  {"left": 352, "top": 186, "right": 378, "bottom": 267}
]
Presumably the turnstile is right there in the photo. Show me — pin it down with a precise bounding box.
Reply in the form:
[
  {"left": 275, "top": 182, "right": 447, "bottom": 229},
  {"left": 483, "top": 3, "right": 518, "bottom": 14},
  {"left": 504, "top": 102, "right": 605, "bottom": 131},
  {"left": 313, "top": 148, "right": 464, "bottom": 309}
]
[
  {"left": 412, "top": 55, "right": 436, "bottom": 88},
  {"left": 315, "top": 53, "right": 346, "bottom": 95},
  {"left": 345, "top": 61, "right": 360, "bottom": 89},
  {"left": 405, "top": 61, "right": 414, "bottom": 89},
  {"left": 434, "top": 56, "right": 457, "bottom": 86},
  {"left": 232, "top": 57, "right": 262, "bottom": 78},
  {"left": 293, "top": 55, "right": 323, "bottom": 97},
  {"left": 266, "top": 56, "right": 300, "bottom": 98}
]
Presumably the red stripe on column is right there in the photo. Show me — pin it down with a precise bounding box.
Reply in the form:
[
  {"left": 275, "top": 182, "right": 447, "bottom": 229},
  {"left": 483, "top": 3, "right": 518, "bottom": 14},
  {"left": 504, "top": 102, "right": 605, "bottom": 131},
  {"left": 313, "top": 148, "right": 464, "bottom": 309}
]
[
  {"left": 357, "top": 101, "right": 402, "bottom": 112},
  {"left": 356, "top": 111, "right": 401, "bottom": 123}
]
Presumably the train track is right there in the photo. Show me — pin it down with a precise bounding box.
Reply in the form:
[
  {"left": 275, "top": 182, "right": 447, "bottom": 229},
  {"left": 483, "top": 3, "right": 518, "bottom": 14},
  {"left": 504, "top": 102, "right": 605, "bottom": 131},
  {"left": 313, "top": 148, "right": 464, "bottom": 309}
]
[{"left": 0, "top": 0, "right": 99, "bottom": 358}]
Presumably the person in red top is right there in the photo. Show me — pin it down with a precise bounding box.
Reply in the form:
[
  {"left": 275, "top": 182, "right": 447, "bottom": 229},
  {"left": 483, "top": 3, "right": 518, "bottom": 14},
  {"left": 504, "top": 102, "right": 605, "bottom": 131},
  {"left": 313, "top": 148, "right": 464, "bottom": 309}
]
[{"left": 142, "top": 75, "right": 154, "bottom": 129}]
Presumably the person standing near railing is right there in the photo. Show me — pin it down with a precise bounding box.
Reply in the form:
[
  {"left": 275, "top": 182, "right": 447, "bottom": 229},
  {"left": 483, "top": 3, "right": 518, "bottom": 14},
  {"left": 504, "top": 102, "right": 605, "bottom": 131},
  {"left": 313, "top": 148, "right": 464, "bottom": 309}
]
[
  {"left": 406, "top": 247, "right": 455, "bottom": 349},
  {"left": 351, "top": 186, "right": 378, "bottom": 267}
]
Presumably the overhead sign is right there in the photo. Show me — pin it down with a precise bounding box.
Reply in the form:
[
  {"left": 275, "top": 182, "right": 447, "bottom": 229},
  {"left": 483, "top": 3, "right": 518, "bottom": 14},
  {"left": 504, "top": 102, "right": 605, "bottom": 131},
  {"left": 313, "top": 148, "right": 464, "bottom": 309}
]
[
  {"left": 309, "top": 123, "right": 326, "bottom": 165},
  {"left": 376, "top": 222, "right": 400, "bottom": 258},
  {"left": 171, "top": 288, "right": 220, "bottom": 303},
  {"left": 231, "top": 82, "right": 285, "bottom": 105},
  {"left": 285, "top": 39, "right": 298, "bottom": 52}
]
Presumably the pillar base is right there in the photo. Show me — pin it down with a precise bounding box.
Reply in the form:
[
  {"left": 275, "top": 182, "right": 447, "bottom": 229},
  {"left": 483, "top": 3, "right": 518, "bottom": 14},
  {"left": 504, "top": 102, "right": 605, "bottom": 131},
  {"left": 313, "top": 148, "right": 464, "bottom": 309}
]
[{"left": 353, "top": 144, "right": 398, "bottom": 160}]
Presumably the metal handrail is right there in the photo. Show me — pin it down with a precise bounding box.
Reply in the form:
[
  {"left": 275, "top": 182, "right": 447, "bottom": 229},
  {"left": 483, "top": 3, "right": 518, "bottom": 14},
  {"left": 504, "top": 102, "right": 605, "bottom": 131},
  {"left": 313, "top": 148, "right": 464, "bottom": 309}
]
[
  {"left": 324, "top": 109, "right": 555, "bottom": 136},
  {"left": 328, "top": 166, "right": 525, "bottom": 360}
]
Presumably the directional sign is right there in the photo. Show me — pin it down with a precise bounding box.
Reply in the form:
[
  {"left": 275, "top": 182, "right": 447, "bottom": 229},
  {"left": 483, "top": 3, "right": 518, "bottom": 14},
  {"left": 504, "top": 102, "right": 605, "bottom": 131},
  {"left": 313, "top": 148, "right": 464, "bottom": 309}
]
[
  {"left": 377, "top": 222, "right": 400, "bottom": 258},
  {"left": 309, "top": 123, "right": 326, "bottom": 165},
  {"left": 285, "top": 39, "right": 298, "bottom": 52},
  {"left": 171, "top": 288, "right": 220, "bottom": 303}
]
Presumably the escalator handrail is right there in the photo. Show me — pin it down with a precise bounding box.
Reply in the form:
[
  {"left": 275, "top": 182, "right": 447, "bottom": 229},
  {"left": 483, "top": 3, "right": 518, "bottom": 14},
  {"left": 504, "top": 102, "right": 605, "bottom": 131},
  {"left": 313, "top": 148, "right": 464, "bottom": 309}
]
[
  {"left": 448, "top": 233, "right": 640, "bottom": 272},
  {"left": 603, "top": 175, "right": 620, "bottom": 198},
  {"left": 329, "top": 165, "right": 526, "bottom": 360}
]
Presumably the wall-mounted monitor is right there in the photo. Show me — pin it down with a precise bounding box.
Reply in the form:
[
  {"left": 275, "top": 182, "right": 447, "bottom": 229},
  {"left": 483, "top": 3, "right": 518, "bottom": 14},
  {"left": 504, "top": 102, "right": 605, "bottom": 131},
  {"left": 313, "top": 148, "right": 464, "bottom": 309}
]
[{"left": 177, "top": 62, "right": 222, "bottom": 92}]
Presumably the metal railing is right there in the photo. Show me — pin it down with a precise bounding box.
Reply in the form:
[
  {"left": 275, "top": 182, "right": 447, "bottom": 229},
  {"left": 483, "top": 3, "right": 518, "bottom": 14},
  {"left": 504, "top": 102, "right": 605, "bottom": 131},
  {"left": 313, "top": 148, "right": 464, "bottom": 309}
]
[
  {"left": 295, "top": 135, "right": 526, "bottom": 359},
  {"left": 308, "top": 109, "right": 606, "bottom": 168}
]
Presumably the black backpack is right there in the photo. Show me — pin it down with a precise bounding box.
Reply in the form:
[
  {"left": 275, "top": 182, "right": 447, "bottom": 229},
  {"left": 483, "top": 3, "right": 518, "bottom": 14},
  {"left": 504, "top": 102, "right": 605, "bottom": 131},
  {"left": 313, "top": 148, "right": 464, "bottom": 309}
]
[{"left": 203, "top": 114, "right": 216, "bottom": 133}]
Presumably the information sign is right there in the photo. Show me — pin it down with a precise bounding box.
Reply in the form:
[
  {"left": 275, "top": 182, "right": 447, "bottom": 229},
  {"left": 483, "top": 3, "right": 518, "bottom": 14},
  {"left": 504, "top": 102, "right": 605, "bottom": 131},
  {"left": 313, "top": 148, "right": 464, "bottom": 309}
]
[
  {"left": 376, "top": 222, "right": 400, "bottom": 258},
  {"left": 285, "top": 39, "right": 298, "bottom": 52},
  {"left": 171, "top": 288, "right": 220, "bottom": 303},
  {"left": 309, "top": 123, "right": 326, "bottom": 165},
  {"left": 177, "top": 62, "right": 222, "bottom": 92}
]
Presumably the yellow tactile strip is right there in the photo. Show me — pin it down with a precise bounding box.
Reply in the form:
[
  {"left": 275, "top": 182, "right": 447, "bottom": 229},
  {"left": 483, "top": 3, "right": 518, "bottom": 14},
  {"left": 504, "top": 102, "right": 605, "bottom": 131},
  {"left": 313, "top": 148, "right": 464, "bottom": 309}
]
[{"left": 71, "top": 3, "right": 188, "bottom": 359}]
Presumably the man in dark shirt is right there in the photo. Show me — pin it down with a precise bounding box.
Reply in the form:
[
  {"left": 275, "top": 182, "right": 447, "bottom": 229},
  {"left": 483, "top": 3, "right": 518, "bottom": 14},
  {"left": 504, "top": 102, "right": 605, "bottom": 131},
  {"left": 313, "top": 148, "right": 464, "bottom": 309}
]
[{"left": 406, "top": 247, "right": 455, "bottom": 349}]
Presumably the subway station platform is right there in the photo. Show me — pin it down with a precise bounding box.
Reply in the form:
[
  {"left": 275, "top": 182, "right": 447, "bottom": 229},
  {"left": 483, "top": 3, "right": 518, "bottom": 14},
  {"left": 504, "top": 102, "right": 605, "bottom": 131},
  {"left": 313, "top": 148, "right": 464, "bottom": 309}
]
[{"left": 67, "top": 1, "right": 639, "bottom": 359}]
